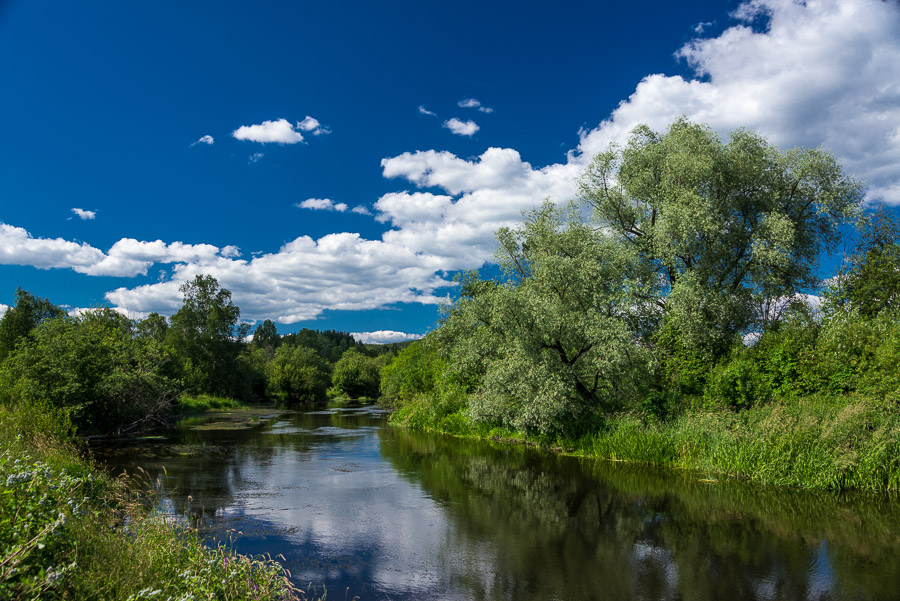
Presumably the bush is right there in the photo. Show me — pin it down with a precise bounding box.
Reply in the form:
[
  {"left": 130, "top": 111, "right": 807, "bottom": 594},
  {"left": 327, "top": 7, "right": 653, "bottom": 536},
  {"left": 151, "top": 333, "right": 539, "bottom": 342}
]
[
  {"left": 0, "top": 309, "right": 179, "bottom": 434},
  {"left": 267, "top": 345, "right": 330, "bottom": 403},
  {"left": 331, "top": 350, "right": 380, "bottom": 399}
]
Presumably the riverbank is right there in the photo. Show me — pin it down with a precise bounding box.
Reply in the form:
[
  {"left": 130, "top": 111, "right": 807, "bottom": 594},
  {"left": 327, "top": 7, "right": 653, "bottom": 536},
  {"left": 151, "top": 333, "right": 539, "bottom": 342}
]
[
  {"left": 390, "top": 393, "right": 900, "bottom": 492},
  {"left": 0, "top": 402, "right": 307, "bottom": 600}
]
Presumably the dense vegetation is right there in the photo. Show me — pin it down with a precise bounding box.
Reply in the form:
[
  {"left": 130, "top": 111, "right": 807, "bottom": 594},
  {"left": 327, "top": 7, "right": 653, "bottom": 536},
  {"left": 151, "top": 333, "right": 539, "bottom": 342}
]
[
  {"left": 382, "top": 119, "right": 900, "bottom": 491},
  {"left": 0, "top": 277, "right": 402, "bottom": 436}
]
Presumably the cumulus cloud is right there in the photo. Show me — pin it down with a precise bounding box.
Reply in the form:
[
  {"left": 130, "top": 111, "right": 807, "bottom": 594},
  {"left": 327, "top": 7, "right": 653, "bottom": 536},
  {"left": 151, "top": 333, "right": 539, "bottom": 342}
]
[
  {"left": 0, "top": 223, "right": 106, "bottom": 271},
  {"left": 71, "top": 208, "right": 96, "bottom": 220},
  {"left": 575, "top": 0, "right": 900, "bottom": 204},
  {"left": 297, "top": 116, "right": 331, "bottom": 135},
  {"left": 418, "top": 105, "right": 437, "bottom": 117},
  {"left": 233, "top": 118, "right": 306, "bottom": 144},
  {"left": 351, "top": 330, "right": 423, "bottom": 344},
  {"left": 0, "top": 304, "right": 8, "bottom": 318},
  {"left": 0, "top": 223, "right": 245, "bottom": 278},
  {"left": 192, "top": 134, "right": 214, "bottom": 146},
  {"left": 297, "top": 198, "right": 348, "bottom": 212},
  {"left": 443, "top": 118, "right": 479, "bottom": 137},
  {"left": 351, "top": 205, "right": 372, "bottom": 216}
]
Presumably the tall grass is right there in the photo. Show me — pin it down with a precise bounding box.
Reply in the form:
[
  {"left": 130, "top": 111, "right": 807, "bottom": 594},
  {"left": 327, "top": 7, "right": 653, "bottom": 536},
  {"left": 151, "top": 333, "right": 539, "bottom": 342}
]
[{"left": 576, "top": 395, "right": 900, "bottom": 491}]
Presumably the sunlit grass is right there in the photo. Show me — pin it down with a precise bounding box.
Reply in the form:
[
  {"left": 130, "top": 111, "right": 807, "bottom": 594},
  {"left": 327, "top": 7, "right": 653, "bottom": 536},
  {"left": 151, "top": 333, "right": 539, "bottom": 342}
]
[{"left": 175, "top": 394, "right": 242, "bottom": 413}]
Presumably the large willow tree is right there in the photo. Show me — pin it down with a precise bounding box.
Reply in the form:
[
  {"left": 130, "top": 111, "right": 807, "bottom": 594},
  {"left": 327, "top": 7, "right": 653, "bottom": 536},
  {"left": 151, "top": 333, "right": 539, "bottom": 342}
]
[
  {"left": 579, "top": 118, "right": 863, "bottom": 354},
  {"left": 436, "top": 119, "right": 863, "bottom": 436}
]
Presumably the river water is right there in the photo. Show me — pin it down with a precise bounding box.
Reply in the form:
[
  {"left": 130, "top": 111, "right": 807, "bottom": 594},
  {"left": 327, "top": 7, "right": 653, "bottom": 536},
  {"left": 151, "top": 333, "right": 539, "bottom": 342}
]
[{"left": 97, "top": 403, "right": 900, "bottom": 601}]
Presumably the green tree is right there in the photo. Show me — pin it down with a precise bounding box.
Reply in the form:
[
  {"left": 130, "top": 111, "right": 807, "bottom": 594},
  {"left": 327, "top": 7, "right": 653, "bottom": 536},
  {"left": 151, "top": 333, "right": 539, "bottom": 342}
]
[
  {"left": 331, "top": 349, "right": 381, "bottom": 398},
  {"left": 252, "top": 319, "right": 281, "bottom": 352},
  {"left": 266, "top": 345, "right": 329, "bottom": 403},
  {"left": 436, "top": 203, "right": 652, "bottom": 436},
  {"left": 0, "top": 308, "right": 179, "bottom": 433},
  {"left": 380, "top": 340, "right": 443, "bottom": 404},
  {"left": 136, "top": 312, "right": 169, "bottom": 343},
  {"left": 579, "top": 118, "right": 863, "bottom": 356},
  {"left": 836, "top": 208, "right": 900, "bottom": 317},
  {"left": 166, "top": 275, "right": 248, "bottom": 396},
  {"left": 0, "top": 288, "right": 65, "bottom": 361}
]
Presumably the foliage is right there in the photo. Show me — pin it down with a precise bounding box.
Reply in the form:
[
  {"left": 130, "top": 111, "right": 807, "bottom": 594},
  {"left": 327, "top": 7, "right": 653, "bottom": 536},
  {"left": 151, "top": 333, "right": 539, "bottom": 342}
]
[
  {"left": 281, "top": 328, "right": 355, "bottom": 362},
  {"left": 166, "top": 275, "right": 248, "bottom": 397},
  {"left": 0, "top": 288, "right": 65, "bottom": 362},
  {"left": 579, "top": 118, "right": 863, "bottom": 357},
  {"left": 379, "top": 339, "right": 443, "bottom": 404},
  {"left": 0, "top": 308, "right": 179, "bottom": 434},
  {"left": 252, "top": 319, "right": 281, "bottom": 352},
  {"left": 267, "top": 345, "right": 330, "bottom": 403},
  {"left": 434, "top": 203, "right": 653, "bottom": 436},
  {"left": 833, "top": 206, "right": 900, "bottom": 317},
  {"left": 331, "top": 349, "right": 381, "bottom": 399}
]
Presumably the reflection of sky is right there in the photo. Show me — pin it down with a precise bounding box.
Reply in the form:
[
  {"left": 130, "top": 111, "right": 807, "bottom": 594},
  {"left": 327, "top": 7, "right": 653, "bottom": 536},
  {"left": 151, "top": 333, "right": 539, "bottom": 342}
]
[
  {"left": 101, "top": 406, "right": 895, "bottom": 601},
  {"left": 176, "top": 409, "right": 495, "bottom": 600}
]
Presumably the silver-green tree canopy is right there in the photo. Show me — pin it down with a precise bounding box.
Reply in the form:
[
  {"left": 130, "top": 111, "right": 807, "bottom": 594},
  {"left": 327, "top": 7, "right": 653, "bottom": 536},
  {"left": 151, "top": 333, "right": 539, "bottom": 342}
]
[
  {"left": 579, "top": 118, "right": 863, "bottom": 354},
  {"left": 437, "top": 119, "right": 863, "bottom": 436}
]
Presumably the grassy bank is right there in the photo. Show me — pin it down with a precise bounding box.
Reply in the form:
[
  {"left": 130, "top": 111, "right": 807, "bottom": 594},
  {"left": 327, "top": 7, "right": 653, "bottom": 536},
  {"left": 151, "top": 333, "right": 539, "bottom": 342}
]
[
  {"left": 175, "top": 393, "right": 243, "bottom": 414},
  {"left": 0, "top": 403, "right": 306, "bottom": 600},
  {"left": 390, "top": 394, "right": 900, "bottom": 492}
]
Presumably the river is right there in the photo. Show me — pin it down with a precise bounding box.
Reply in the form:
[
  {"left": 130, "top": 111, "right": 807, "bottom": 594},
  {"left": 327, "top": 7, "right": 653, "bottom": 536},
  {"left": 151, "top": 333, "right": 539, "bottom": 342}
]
[{"left": 97, "top": 403, "right": 900, "bottom": 601}]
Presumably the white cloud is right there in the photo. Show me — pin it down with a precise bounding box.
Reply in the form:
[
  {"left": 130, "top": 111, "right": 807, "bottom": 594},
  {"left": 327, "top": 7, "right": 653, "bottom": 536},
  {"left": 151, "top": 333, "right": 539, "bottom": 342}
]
[
  {"left": 297, "top": 116, "right": 331, "bottom": 135},
  {"left": 458, "top": 98, "right": 493, "bottom": 113},
  {"left": 248, "top": 152, "right": 265, "bottom": 164},
  {"left": 418, "top": 105, "right": 437, "bottom": 117},
  {"left": 71, "top": 208, "right": 96, "bottom": 220},
  {"left": 0, "top": 304, "right": 8, "bottom": 318},
  {"left": 351, "top": 330, "right": 423, "bottom": 344},
  {"left": 233, "top": 118, "right": 305, "bottom": 144},
  {"left": 192, "top": 134, "right": 214, "bottom": 146},
  {"left": 0, "top": 223, "right": 106, "bottom": 271},
  {"left": 576, "top": 0, "right": 900, "bottom": 204},
  {"left": 297, "top": 198, "right": 348, "bottom": 212},
  {"left": 297, "top": 116, "right": 320, "bottom": 131},
  {"left": 351, "top": 205, "right": 372, "bottom": 216},
  {"left": 443, "top": 118, "right": 479, "bottom": 137}
]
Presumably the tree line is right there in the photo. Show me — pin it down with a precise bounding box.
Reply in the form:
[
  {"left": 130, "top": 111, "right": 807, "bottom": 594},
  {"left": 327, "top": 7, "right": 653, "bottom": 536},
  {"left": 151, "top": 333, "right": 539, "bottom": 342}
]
[{"left": 0, "top": 275, "right": 401, "bottom": 434}]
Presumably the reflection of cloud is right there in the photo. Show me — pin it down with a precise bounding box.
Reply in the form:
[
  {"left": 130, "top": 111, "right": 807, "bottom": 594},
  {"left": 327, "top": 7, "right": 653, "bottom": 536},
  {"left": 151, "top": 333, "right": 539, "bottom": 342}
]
[{"left": 223, "top": 427, "right": 482, "bottom": 596}]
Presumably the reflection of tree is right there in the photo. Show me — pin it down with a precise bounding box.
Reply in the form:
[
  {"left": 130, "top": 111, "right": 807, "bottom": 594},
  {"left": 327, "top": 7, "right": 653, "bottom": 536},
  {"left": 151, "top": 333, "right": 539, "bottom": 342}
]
[{"left": 380, "top": 427, "right": 900, "bottom": 601}]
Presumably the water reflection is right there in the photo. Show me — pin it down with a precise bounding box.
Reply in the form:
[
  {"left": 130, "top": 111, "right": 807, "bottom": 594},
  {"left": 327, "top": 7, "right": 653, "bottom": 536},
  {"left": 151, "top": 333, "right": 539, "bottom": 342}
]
[{"left": 98, "top": 405, "right": 900, "bottom": 601}]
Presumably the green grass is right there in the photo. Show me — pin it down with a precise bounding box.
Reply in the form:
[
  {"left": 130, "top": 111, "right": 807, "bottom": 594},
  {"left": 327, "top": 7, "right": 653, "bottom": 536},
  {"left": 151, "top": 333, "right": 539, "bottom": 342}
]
[
  {"left": 0, "top": 402, "right": 310, "bottom": 600},
  {"left": 576, "top": 395, "right": 900, "bottom": 491},
  {"left": 175, "top": 394, "right": 242, "bottom": 413},
  {"left": 391, "top": 393, "right": 900, "bottom": 492}
]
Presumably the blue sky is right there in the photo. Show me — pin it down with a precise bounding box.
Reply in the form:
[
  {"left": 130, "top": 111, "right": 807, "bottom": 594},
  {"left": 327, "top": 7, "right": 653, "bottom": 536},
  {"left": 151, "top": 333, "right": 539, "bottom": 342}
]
[{"left": 1, "top": 0, "right": 899, "bottom": 343}]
